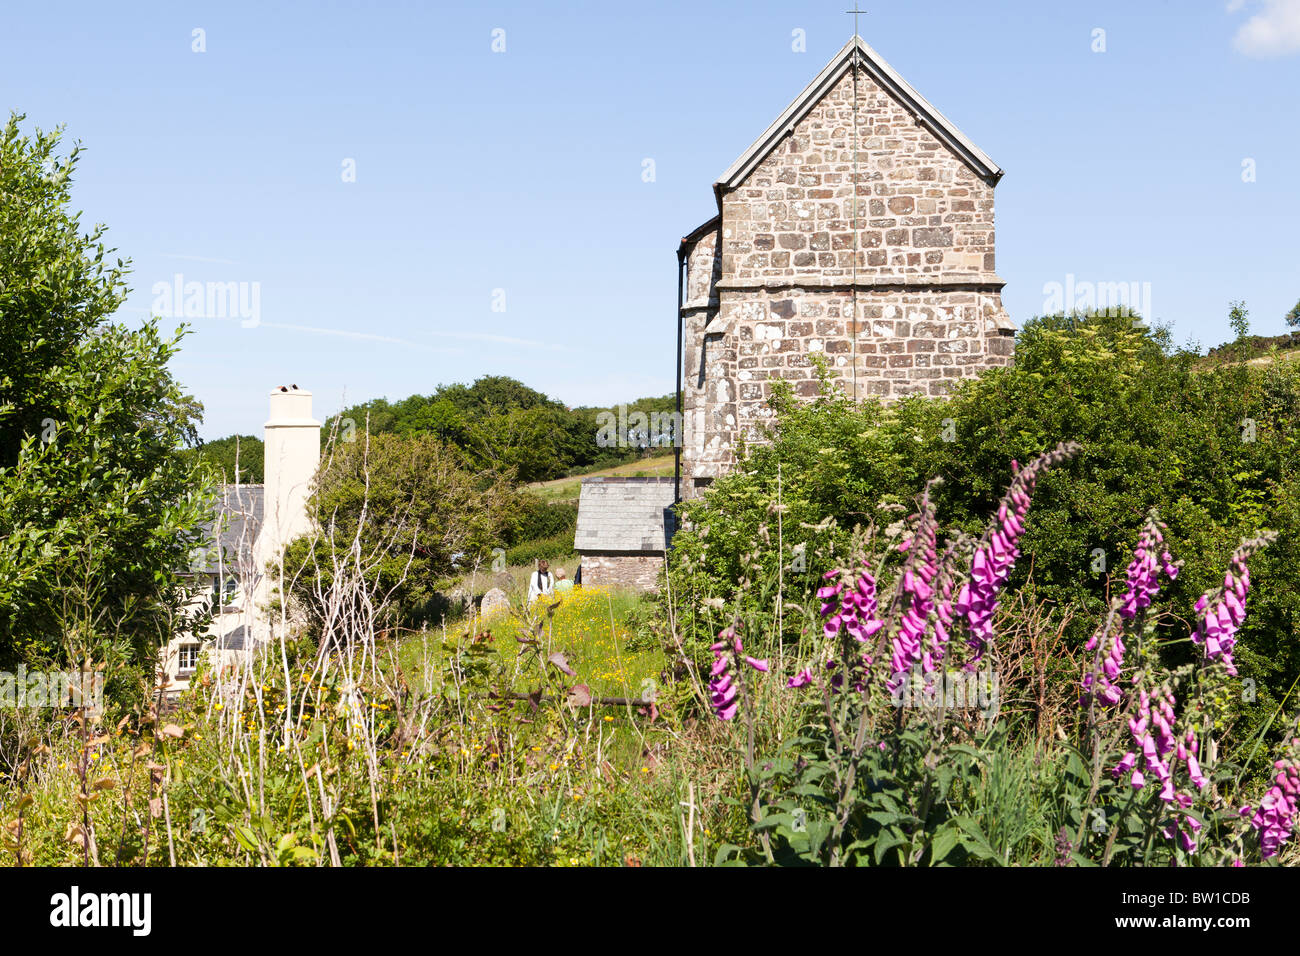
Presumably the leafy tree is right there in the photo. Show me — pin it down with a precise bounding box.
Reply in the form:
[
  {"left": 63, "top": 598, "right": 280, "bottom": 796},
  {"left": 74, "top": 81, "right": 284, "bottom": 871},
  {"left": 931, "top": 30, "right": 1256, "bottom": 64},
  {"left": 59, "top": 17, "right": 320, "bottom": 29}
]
[
  {"left": 188, "top": 433, "right": 264, "bottom": 483},
  {"left": 313, "top": 377, "right": 677, "bottom": 482},
  {"left": 283, "top": 432, "right": 517, "bottom": 630},
  {"left": 468, "top": 405, "right": 591, "bottom": 482},
  {"left": 332, "top": 397, "right": 400, "bottom": 437},
  {"left": 438, "top": 375, "right": 560, "bottom": 416},
  {"left": 1229, "top": 300, "right": 1250, "bottom": 341},
  {"left": 0, "top": 114, "right": 210, "bottom": 680},
  {"left": 504, "top": 496, "right": 577, "bottom": 546},
  {"left": 1, "top": 116, "right": 126, "bottom": 468},
  {"left": 1286, "top": 298, "right": 1300, "bottom": 329}
]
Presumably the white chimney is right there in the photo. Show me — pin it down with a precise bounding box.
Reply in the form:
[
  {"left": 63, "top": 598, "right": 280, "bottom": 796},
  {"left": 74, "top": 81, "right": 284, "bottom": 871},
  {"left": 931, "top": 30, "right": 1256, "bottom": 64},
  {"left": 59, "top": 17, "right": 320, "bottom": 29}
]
[{"left": 259, "top": 386, "right": 320, "bottom": 565}]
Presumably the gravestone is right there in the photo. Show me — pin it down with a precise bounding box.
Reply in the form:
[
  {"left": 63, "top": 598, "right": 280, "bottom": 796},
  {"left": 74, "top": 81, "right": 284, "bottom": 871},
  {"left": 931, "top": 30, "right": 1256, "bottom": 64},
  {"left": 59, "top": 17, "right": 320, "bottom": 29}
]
[{"left": 480, "top": 587, "right": 510, "bottom": 617}]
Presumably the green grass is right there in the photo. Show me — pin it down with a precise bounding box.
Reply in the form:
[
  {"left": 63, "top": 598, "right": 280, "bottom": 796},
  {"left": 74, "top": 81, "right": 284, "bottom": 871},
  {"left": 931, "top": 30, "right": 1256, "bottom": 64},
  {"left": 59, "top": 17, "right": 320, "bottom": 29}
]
[
  {"left": 439, "top": 557, "right": 582, "bottom": 610},
  {"left": 395, "top": 584, "right": 663, "bottom": 702}
]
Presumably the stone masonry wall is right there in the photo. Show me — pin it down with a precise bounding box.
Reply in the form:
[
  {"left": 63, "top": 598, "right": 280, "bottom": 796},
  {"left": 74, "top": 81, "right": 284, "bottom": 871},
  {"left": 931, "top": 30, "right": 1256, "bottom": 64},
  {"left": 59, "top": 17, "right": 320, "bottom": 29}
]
[
  {"left": 720, "top": 288, "right": 1013, "bottom": 455},
  {"left": 721, "top": 70, "right": 996, "bottom": 281},
  {"left": 681, "top": 230, "right": 722, "bottom": 492},
  {"left": 579, "top": 554, "right": 665, "bottom": 592},
  {"left": 679, "top": 63, "right": 1013, "bottom": 497}
]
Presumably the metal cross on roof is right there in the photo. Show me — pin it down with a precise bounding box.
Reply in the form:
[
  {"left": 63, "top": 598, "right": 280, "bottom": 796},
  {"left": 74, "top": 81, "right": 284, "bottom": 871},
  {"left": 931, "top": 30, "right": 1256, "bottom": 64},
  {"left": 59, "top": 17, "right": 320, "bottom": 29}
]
[{"left": 846, "top": 5, "right": 867, "bottom": 38}]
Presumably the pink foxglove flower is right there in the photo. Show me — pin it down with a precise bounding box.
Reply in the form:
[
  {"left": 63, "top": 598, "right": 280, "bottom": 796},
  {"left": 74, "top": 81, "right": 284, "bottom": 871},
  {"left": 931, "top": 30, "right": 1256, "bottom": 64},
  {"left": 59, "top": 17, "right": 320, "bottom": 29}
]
[
  {"left": 887, "top": 487, "right": 940, "bottom": 692},
  {"left": 1114, "top": 685, "right": 1214, "bottom": 854},
  {"left": 1161, "top": 815, "right": 1201, "bottom": 854},
  {"left": 1119, "top": 512, "right": 1180, "bottom": 621},
  {"left": 819, "top": 566, "right": 884, "bottom": 645},
  {"left": 928, "top": 539, "right": 963, "bottom": 670},
  {"left": 812, "top": 558, "right": 883, "bottom": 694},
  {"left": 1115, "top": 688, "right": 1180, "bottom": 803},
  {"left": 1192, "top": 534, "right": 1274, "bottom": 676},
  {"left": 707, "top": 626, "right": 770, "bottom": 721},
  {"left": 1183, "top": 731, "right": 1209, "bottom": 790},
  {"left": 1240, "top": 745, "right": 1300, "bottom": 859},
  {"left": 954, "top": 442, "right": 1079, "bottom": 667},
  {"left": 1085, "top": 512, "right": 1182, "bottom": 706},
  {"left": 707, "top": 629, "right": 740, "bottom": 721},
  {"left": 1082, "top": 629, "right": 1126, "bottom": 706},
  {"left": 786, "top": 668, "right": 814, "bottom": 689}
]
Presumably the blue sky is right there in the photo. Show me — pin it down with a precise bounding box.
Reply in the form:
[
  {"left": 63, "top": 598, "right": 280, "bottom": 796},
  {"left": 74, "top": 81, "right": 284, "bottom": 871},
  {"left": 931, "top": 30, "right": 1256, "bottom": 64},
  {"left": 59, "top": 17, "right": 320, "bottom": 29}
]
[{"left": 3, "top": 0, "right": 1298, "bottom": 438}]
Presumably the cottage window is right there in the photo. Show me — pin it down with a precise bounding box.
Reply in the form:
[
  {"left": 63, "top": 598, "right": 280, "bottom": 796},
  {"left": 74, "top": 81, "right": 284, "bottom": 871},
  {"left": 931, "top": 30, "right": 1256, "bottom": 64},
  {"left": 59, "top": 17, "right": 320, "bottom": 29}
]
[
  {"left": 177, "top": 643, "right": 201, "bottom": 674},
  {"left": 210, "top": 574, "right": 240, "bottom": 608}
]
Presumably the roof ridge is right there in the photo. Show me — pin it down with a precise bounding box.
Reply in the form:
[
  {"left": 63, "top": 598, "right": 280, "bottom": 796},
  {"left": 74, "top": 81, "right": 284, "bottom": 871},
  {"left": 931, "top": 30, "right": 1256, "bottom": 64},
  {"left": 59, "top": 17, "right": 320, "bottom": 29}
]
[{"left": 715, "top": 35, "right": 1002, "bottom": 192}]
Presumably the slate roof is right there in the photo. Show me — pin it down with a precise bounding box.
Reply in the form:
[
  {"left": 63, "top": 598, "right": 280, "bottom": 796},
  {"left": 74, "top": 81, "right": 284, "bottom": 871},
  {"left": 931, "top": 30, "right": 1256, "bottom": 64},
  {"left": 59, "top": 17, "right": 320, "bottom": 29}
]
[
  {"left": 212, "top": 625, "right": 251, "bottom": 652},
  {"left": 574, "top": 477, "right": 675, "bottom": 554},
  {"left": 190, "top": 484, "right": 264, "bottom": 573}
]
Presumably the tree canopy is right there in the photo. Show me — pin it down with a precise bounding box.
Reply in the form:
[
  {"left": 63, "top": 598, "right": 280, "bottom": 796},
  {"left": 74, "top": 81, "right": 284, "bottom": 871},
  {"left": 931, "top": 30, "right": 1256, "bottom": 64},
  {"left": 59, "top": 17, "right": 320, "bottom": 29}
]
[
  {"left": 282, "top": 432, "right": 518, "bottom": 631},
  {"left": 0, "top": 114, "right": 211, "bottom": 680},
  {"left": 308, "top": 377, "right": 674, "bottom": 483}
]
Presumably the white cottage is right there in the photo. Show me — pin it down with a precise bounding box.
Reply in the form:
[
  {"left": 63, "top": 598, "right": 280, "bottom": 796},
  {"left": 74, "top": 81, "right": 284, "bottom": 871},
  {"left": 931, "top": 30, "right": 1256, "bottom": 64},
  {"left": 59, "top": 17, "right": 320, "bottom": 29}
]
[{"left": 160, "top": 386, "right": 321, "bottom": 697}]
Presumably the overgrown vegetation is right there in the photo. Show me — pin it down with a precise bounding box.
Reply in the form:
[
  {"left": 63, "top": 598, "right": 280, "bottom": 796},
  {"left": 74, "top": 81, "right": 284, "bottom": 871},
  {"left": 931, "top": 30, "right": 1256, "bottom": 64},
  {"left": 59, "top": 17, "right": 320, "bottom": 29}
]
[
  {"left": 282, "top": 431, "right": 518, "bottom": 633},
  {"left": 667, "top": 314, "right": 1300, "bottom": 749},
  {"left": 0, "top": 114, "right": 209, "bottom": 690},
  {"left": 185, "top": 434, "right": 264, "bottom": 484},
  {"left": 4, "top": 115, "right": 1299, "bottom": 867}
]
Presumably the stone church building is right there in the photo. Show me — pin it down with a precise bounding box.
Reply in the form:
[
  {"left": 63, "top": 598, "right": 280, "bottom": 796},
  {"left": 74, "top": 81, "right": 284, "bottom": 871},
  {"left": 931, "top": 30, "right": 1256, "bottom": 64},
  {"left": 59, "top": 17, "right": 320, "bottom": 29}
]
[
  {"left": 676, "top": 35, "right": 1015, "bottom": 500},
  {"left": 576, "top": 34, "right": 1015, "bottom": 589}
]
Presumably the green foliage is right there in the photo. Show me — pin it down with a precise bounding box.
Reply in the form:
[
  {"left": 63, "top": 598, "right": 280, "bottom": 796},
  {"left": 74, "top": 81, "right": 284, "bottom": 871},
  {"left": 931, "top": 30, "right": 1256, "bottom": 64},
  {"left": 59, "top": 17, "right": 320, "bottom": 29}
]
[
  {"left": 1204, "top": 329, "right": 1300, "bottom": 365},
  {"left": 284, "top": 432, "right": 517, "bottom": 630},
  {"left": 1, "top": 114, "right": 132, "bottom": 468},
  {"left": 669, "top": 313, "right": 1300, "bottom": 742},
  {"left": 0, "top": 114, "right": 211, "bottom": 679},
  {"left": 312, "top": 377, "right": 676, "bottom": 483},
  {"left": 709, "top": 473, "right": 1291, "bottom": 867},
  {"left": 1229, "top": 300, "right": 1251, "bottom": 341},
  {"left": 187, "top": 433, "right": 264, "bottom": 483},
  {"left": 2, "top": 584, "right": 699, "bottom": 867},
  {"left": 1286, "top": 299, "right": 1300, "bottom": 330},
  {"left": 435, "top": 375, "right": 560, "bottom": 418},
  {"left": 576, "top": 393, "right": 680, "bottom": 462},
  {"left": 471, "top": 404, "right": 591, "bottom": 482},
  {"left": 506, "top": 497, "right": 577, "bottom": 545},
  {"left": 504, "top": 532, "right": 577, "bottom": 568}
]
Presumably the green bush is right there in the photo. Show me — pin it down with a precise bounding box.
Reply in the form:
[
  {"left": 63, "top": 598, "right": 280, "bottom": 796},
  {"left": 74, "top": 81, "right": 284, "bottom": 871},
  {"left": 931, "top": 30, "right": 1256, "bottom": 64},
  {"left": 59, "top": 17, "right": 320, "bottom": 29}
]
[
  {"left": 505, "top": 531, "right": 577, "bottom": 567},
  {"left": 505, "top": 497, "right": 577, "bottom": 546},
  {"left": 187, "top": 433, "right": 264, "bottom": 483},
  {"left": 0, "top": 114, "right": 210, "bottom": 685},
  {"left": 668, "top": 314, "right": 1300, "bottom": 743},
  {"left": 315, "top": 377, "right": 678, "bottom": 482},
  {"left": 284, "top": 432, "right": 516, "bottom": 631}
]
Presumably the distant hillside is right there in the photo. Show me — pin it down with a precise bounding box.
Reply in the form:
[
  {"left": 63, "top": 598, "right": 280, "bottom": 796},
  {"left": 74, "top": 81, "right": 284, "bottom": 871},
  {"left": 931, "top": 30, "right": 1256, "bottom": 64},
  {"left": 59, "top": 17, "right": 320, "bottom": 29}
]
[
  {"left": 526, "top": 453, "right": 675, "bottom": 504},
  {"left": 1203, "top": 330, "right": 1300, "bottom": 366},
  {"left": 193, "top": 376, "right": 676, "bottom": 485},
  {"left": 185, "top": 434, "right": 264, "bottom": 483}
]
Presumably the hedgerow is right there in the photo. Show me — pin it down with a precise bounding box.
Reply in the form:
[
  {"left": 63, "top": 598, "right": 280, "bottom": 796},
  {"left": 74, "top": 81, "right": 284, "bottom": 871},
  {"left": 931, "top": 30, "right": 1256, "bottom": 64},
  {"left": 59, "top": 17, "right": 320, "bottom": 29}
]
[{"left": 667, "top": 314, "right": 1300, "bottom": 747}]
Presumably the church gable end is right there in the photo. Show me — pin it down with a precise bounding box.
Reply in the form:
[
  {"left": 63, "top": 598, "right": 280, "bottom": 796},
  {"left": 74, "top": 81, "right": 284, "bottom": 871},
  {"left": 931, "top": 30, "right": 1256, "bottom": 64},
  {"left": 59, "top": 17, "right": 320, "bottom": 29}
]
[
  {"left": 677, "top": 36, "right": 1015, "bottom": 501},
  {"left": 722, "top": 67, "right": 999, "bottom": 283}
]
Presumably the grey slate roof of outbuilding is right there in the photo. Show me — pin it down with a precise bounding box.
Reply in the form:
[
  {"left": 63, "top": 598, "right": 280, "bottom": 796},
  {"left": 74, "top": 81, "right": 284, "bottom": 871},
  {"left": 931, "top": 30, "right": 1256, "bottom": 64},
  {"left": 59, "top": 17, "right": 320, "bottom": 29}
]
[
  {"left": 574, "top": 477, "right": 675, "bottom": 554},
  {"left": 190, "top": 484, "right": 264, "bottom": 573}
]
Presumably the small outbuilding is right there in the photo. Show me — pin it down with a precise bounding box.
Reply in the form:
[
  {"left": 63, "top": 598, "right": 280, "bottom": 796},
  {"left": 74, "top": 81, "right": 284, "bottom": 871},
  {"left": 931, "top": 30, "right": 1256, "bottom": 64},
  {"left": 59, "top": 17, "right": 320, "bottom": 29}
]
[{"left": 573, "top": 477, "right": 675, "bottom": 591}]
